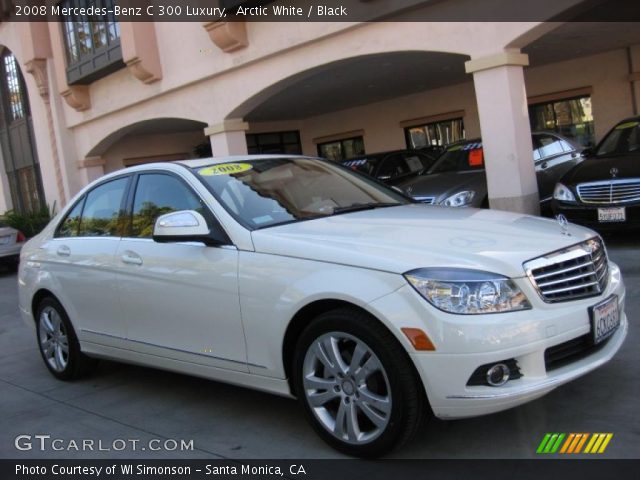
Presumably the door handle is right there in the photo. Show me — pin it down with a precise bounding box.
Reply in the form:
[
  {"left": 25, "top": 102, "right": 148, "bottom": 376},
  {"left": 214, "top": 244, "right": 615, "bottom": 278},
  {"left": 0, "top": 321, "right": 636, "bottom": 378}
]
[
  {"left": 541, "top": 161, "right": 548, "bottom": 169},
  {"left": 121, "top": 251, "right": 143, "bottom": 266},
  {"left": 56, "top": 245, "right": 71, "bottom": 257}
]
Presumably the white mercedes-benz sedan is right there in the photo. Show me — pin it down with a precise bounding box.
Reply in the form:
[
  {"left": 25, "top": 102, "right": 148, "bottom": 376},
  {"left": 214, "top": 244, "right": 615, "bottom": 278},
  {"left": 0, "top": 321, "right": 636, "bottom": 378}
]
[{"left": 18, "top": 156, "right": 627, "bottom": 457}]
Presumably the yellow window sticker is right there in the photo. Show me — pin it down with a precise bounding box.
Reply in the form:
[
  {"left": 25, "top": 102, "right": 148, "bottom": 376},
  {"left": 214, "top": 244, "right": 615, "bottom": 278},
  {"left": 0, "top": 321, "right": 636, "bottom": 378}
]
[
  {"left": 615, "top": 121, "right": 639, "bottom": 130},
  {"left": 198, "top": 163, "right": 253, "bottom": 176}
]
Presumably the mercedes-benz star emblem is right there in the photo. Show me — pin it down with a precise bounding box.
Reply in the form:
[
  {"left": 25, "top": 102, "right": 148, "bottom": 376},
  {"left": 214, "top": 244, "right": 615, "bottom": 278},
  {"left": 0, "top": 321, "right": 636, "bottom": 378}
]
[
  {"left": 610, "top": 167, "right": 619, "bottom": 178},
  {"left": 556, "top": 214, "right": 571, "bottom": 236}
]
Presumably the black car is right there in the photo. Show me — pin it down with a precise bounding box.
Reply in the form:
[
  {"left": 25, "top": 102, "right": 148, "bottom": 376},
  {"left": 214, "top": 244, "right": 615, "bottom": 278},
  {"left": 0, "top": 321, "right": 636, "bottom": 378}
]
[
  {"left": 552, "top": 116, "right": 640, "bottom": 230},
  {"left": 398, "top": 132, "right": 584, "bottom": 213},
  {"left": 341, "top": 149, "right": 437, "bottom": 186}
]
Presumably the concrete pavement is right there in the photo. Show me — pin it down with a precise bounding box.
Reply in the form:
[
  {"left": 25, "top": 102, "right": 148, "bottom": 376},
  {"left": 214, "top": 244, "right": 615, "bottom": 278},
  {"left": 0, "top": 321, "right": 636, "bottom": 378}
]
[{"left": 0, "top": 234, "right": 638, "bottom": 459}]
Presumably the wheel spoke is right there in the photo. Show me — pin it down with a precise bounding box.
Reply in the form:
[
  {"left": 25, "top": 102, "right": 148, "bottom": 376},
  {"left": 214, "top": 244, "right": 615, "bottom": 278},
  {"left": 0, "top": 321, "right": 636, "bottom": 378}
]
[
  {"left": 315, "top": 337, "right": 347, "bottom": 375},
  {"left": 51, "top": 311, "right": 62, "bottom": 334},
  {"left": 41, "top": 311, "right": 55, "bottom": 334},
  {"left": 354, "top": 354, "right": 382, "bottom": 383},
  {"left": 54, "top": 345, "right": 65, "bottom": 371},
  {"left": 345, "top": 401, "right": 360, "bottom": 442},
  {"left": 41, "top": 338, "right": 55, "bottom": 357},
  {"left": 333, "top": 401, "right": 346, "bottom": 438},
  {"left": 358, "top": 400, "right": 388, "bottom": 428},
  {"left": 59, "top": 336, "right": 69, "bottom": 354},
  {"left": 303, "top": 375, "right": 336, "bottom": 391},
  {"left": 348, "top": 343, "right": 367, "bottom": 375},
  {"left": 358, "top": 388, "right": 391, "bottom": 415},
  {"left": 323, "top": 336, "right": 349, "bottom": 374},
  {"left": 307, "top": 389, "right": 339, "bottom": 407}
]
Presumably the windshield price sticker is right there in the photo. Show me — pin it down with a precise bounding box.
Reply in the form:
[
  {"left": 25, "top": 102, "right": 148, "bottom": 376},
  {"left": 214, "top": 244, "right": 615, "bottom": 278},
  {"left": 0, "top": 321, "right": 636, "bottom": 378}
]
[{"left": 198, "top": 163, "right": 253, "bottom": 176}]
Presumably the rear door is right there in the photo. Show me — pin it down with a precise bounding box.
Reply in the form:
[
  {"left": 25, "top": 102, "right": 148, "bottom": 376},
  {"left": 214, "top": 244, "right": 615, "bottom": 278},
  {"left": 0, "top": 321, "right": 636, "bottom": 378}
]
[
  {"left": 114, "top": 171, "right": 247, "bottom": 372},
  {"left": 43, "top": 175, "right": 130, "bottom": 341}
]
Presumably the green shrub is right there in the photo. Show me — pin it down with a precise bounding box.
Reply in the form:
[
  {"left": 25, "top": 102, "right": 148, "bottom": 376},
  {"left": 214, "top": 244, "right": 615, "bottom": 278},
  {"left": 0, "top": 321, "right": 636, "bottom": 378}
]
[{"left": 0, "top": 202, "right": 56, "bottom": 238}]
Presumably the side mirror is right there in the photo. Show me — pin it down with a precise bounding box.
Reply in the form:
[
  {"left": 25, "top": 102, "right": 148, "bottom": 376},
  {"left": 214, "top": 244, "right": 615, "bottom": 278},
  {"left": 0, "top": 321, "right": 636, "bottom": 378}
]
[
  {"left": 153, "top": 210, "right": 227, "bottom": 246},
  {"left": 581, "top": 147, "right": 594, "bottom": 158}
]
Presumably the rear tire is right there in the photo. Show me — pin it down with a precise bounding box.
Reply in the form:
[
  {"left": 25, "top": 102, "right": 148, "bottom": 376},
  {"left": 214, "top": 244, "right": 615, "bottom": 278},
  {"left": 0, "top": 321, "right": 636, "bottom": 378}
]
[
  {"left": 292, "top": 308, "right": 426, "bottom": 457},
  {"left": 35, "top": 297, "right": 97, "bottom": 380}
]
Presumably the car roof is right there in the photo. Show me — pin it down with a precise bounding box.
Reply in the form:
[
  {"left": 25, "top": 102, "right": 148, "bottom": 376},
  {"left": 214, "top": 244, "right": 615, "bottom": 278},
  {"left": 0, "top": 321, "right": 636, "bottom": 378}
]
[{"left": 344, "top": 149, "right": 425, "bottom": 161}]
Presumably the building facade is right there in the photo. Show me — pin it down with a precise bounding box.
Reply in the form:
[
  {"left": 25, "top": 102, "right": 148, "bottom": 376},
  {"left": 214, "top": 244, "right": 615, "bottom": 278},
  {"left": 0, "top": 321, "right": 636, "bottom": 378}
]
[{"left": 1, "top": 0, "right": 639, "bottom": 217}]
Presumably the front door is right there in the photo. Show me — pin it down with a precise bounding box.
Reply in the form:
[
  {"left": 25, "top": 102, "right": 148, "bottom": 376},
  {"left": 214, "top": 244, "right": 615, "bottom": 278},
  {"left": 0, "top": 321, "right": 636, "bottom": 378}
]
[{"left": 115, "top": 172, "right": 247, "bottom": 372}]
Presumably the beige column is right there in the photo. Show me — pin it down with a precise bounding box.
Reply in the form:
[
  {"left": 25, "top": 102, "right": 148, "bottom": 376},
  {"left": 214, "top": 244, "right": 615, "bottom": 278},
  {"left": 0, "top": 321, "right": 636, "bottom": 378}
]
[
  {"left": 629, "top": 45, "right": 640, "bottom": 115},
  {"left": 0, "top": 149, "right": 12, "bottom": 213},
  {"left": 466, "top": 50, "right": 539, "bottom": 215},
  {"left": 205, "top": 120, "right": 249, "bottom": 156},
  {"left": 77, "top": 156, "right": 106, "bottom": 185}
]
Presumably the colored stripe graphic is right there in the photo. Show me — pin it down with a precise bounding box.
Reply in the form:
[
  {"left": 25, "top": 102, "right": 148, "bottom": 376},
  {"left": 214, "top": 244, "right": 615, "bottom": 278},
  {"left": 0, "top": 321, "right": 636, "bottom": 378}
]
[
  {"left": 538, "top": 433, "right": 613, "bottom": 454},
  {"left": 537, "top": 433, "right": 565, "bottom": 454},
  {"left": 584, "top": 433, "right": 614, "bottom": 454}
]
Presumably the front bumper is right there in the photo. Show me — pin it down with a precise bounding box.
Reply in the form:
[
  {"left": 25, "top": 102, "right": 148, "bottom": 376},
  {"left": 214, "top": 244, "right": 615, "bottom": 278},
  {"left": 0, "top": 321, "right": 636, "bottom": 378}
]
[
  {"left": 367, "top": 262, "right": 627, "bottom": 419},
  {"left": 552, "top": 200, "right": 640, "bottom": 230}
]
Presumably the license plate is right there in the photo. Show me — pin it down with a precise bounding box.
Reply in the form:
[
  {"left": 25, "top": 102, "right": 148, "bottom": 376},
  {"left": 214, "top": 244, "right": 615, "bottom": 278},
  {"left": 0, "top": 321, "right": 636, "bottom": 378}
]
[
  {"left": 0, "top": 235, "right": 10, "bottom": 245},
  {"left": 598, "top": 207, "right": 625, "bottom": 222},
  {"left": 590, "top": 295, "right": 620, "bottom": 345}
]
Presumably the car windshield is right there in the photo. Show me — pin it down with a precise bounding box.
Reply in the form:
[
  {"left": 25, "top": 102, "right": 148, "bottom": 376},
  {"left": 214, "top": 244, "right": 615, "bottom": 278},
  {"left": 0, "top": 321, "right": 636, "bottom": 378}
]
[
  {"left": 429, "top": 142, "right": 485, "bottom": 174},
  {"left": 596, "top": 120, "right": 640, "bottom": 156},
  {"left": 195, "top": 158, "right": 409, "bottom": 229}
]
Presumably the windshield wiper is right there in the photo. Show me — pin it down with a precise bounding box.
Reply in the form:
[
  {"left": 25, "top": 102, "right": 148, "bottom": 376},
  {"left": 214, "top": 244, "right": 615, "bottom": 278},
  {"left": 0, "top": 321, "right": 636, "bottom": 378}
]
[{"left": 331, "top": 202, "right": 402, "bottom": 215}]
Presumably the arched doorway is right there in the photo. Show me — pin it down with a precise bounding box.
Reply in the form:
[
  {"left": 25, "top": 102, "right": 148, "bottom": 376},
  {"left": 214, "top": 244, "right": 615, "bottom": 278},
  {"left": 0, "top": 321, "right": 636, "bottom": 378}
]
[{"left": 0, "top": 48, "right": 44, "bottom": 212}]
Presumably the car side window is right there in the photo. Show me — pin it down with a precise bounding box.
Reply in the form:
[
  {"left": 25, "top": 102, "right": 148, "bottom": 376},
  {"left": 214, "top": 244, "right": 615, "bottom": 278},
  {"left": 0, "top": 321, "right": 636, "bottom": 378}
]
[
  {"left": 535, "top": 134, "right": 565, "bottom": 161},
  {"left": 78, "top": 177, "right": 129, "bottom": 237},
  {"left": 131, "top": 174, "right": 206, "bottom": 238},
  {"left": 378, "top": 154, "right": 409, "bottom": 179},
  {"left": 55, "top": 198, "right": 85, "bottom": 238}
]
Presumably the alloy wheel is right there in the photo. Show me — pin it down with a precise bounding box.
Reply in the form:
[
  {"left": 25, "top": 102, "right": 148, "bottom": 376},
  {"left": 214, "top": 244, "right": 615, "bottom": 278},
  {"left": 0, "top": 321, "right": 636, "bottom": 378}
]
[
  {"left": 38, "top": 306, "right": 69, "bottom": 372},
  {"left": 302, "top": 332, "right": 392, "bottom": 445}
]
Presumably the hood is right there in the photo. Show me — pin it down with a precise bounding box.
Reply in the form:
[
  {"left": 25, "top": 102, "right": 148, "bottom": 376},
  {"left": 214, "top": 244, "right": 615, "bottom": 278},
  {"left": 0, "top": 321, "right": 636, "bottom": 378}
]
[
  {"left": 250, "top": 204, "right": 596, "bottom": 277},
  {"left": 563, "top": 153, "right": 640, "bottom": 185},
  {"left": 399, "top": 171, "right": 487, "bottom": 203}
]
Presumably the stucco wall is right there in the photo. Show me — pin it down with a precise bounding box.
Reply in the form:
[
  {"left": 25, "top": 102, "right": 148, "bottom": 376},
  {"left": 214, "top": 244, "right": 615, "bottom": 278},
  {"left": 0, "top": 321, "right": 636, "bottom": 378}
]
[
  {"left": 248, "top": 48, "right": 635, "bottom": 156},
  {"left": 102, "top": 130, "right": 206, "bottom": 173}
]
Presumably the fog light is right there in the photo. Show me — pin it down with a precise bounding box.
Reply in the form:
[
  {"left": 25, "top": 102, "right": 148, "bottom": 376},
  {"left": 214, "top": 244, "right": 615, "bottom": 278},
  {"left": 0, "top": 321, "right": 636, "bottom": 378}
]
[{"left": 486, "top": 363, "right": 510, "bottom": 387}]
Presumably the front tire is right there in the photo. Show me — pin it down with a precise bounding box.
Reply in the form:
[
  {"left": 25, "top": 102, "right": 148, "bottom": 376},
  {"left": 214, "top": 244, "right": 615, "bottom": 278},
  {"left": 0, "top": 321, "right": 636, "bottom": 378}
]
[
  {"left": 35, "top": 297, "right": 97, "bottom": 380},
  {"left": 293, "top": 308, "right": 426, "bottom": 457}
]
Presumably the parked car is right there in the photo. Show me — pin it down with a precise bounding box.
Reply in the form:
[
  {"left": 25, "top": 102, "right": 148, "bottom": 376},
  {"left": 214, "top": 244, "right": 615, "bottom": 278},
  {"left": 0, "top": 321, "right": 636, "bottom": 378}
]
[
  {"left": 0, "top": 220, "right": 24, "bottom": 271},
  {"left": 19, "top": 156, "right": 626, "bottom": 457},
  {"left": 552, "top": 116, "right": 640, "bottom": 230},
  {"left": 341, "top": 149, "right": 437, "bottom": 186},
  {"left": 417, "top": 144, "right": 446, "bottom": 158},
  {"left": 399, "top": 132, "right": 584, "bottom": 212}
]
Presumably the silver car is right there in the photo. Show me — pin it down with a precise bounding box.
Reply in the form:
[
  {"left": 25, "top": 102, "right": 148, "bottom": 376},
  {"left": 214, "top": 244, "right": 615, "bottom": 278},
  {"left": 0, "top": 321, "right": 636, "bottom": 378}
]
[
  {"left": 0, "top": 220, "right": 24, "bottom": 271},
  {"left": 399, "top": 132, "right": 584, "bottom": 212}
]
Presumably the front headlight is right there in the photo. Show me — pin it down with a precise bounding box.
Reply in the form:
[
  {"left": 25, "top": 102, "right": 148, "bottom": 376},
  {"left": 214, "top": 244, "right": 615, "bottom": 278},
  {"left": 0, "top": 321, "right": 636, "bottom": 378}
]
[
  {"left": 442, "top": 190, "right": 475, "bottom": 207},
  {"left": 404, "top": 268, "right": 532, "bottom": 314},
  {"left": 553, "top": 183, "right": 576, "bottom": 202}
]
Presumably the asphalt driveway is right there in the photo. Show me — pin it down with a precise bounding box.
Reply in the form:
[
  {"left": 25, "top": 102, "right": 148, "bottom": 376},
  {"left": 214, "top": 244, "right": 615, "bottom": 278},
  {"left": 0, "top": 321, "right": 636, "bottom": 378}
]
[{"left": 0, "top": 233, "right": 638, "bottom": 459}]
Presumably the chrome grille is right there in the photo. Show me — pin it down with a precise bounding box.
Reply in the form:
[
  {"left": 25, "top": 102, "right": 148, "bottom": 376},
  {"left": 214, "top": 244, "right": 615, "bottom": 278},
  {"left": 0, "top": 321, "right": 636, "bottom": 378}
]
[
  {"left": 524, "top": 238, "right": 608, "bottom": 303},
  {"left": 414, "top": 196, "right": 435, "bottom": 204},
  {"left": 577, "top": 178, "right": 640, "bottom": 204}
]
